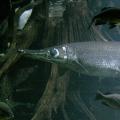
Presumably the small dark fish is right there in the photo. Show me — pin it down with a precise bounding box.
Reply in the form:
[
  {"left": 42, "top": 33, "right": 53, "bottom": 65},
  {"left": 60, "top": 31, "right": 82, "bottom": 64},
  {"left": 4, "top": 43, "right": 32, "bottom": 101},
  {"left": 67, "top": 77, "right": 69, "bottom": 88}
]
[
  {"left": 96, "top": 91, "right": 120, "bottom": 109},
  {"left": 89, "top": 7, "right": 120, "bottom": 29}
]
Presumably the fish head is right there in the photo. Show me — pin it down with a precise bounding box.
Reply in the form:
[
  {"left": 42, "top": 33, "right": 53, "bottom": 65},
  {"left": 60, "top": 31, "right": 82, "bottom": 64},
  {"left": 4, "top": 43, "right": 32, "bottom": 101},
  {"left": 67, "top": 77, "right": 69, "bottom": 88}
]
[
  {"left": 47, "top": 46, "right": 68, "bottom": 63},
  {"left": 18, "top": 45, "right": 70, "bottom": 64}
]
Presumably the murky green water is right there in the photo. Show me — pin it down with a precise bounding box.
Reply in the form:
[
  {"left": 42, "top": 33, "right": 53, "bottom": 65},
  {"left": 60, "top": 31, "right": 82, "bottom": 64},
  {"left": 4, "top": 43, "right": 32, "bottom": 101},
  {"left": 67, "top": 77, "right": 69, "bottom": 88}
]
[{"left": 1, "top": 0, "right": 120, "bottom": 120}]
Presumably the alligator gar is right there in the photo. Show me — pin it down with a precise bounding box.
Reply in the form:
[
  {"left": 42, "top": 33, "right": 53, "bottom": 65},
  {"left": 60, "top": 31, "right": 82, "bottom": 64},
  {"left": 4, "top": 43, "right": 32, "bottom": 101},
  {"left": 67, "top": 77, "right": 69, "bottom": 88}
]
[{"left": 18, "top": 41, "right": 120, "bottom": 77}]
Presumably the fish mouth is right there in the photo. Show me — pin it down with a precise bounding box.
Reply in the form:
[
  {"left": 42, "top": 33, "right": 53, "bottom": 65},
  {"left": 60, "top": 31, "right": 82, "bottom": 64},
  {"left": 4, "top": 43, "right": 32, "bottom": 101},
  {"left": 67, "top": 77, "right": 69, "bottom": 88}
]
[{"left": 17, "top": 49, "right": 50, "bottom": 61}]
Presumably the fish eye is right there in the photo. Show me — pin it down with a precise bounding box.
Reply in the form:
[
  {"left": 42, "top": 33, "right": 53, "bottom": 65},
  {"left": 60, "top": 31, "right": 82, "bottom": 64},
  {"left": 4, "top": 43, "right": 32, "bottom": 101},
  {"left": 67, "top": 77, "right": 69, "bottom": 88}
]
[{"left": 49, "top": 48, "right": 59, "bottom": 58}]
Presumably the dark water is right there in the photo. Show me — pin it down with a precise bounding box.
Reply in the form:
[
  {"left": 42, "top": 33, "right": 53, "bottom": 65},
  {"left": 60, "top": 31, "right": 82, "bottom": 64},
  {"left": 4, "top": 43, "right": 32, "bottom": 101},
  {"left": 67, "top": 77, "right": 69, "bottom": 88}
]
[{"left": 2, "top": 0, "right": 120, "bottom": 120}]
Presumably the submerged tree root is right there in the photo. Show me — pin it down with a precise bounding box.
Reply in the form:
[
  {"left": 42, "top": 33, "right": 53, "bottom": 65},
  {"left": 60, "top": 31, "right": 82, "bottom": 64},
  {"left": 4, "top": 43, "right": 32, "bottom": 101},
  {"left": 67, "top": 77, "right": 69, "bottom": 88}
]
[{"left": 31, "top": 64, "right": 70, "bottom": 120}]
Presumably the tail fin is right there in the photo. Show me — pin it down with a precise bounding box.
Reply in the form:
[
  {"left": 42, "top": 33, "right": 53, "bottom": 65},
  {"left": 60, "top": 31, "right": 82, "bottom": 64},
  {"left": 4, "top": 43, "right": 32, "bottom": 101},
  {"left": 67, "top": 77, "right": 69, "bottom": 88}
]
[{"left": 95, "top": 90, "right": 104, "bottom": 100}]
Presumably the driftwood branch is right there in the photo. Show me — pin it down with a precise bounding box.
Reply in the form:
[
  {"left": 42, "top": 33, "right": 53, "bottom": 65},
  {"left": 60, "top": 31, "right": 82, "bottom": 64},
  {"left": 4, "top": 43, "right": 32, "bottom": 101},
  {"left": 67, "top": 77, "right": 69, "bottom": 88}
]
[
  {"left": 31, "top": 64, "right": 70, "bottom": 120},
  {"left": 0, "top": 0, "right": 47, "bottom": 79}
]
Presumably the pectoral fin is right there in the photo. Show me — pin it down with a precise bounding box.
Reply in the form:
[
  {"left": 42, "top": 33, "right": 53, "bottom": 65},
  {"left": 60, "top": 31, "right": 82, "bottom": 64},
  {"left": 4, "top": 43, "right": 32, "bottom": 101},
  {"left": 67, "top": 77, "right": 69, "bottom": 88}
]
[
  {"left": 95, "top": 19, "right": 106, "bottom": 25},
  {"left": 102, "top": 101, "right": 109, "bottom": 107},
  {"left": 109, "top": 24, "right": 116, "bottom": 29},
  {"left": 104, "top": 92, "right": 112, "bottom": 95}
]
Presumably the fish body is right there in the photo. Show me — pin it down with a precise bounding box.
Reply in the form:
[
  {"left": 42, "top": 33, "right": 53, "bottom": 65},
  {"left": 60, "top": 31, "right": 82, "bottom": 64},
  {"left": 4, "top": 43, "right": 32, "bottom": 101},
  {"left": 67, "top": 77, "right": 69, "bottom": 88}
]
[
  {"left": 89, "top": 7, "right": 120, "bottom": 29},
  {"left": 96, "top": 91, "right": 120, "bottom": 109},
  {"left": 18, "top": 41, "right": 120, "bottom": 77}
]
